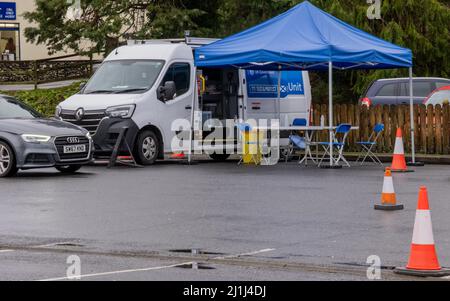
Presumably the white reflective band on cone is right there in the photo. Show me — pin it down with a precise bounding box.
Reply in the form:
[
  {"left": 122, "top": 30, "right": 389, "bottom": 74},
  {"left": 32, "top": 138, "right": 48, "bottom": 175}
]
[
  {"left": 412, "top": 210, "right": 435, "bottom": 245},
  {"left": 382, "top": 176, "right": 395, "bottom": 193},
  {"left": 394, "top": 138, "right": 405, "bottom": 155}
]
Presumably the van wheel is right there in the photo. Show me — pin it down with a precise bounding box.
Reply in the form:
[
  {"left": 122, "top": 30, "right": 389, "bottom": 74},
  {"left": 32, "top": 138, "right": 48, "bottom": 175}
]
[
  {"left": 209, "top": 154, "right": 230, "bottom": 162},
  {"left": 135, "top": 130, "right": 159, "bottom": 165},
  {"left": 0, "top": 141, "right": 18, "bottom": 178},
  {"left": 55, "top": 165, "right": 82, "bottom": 174}
]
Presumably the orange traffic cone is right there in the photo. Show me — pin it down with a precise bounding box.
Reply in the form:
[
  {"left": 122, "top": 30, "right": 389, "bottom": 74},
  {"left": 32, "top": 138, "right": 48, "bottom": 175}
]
[
  {"left": 374, "top": 168, "right": 404, "bottom": 211},
  {"left": 395, "top": 186, "right": 450, "bottom": 277},
  {"left": 391, "top": 128, "right": 413, "bottom": 173}
]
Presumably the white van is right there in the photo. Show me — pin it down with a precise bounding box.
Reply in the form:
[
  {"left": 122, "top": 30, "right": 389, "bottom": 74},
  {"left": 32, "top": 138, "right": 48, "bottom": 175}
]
[{"left": 56, "top": 39, "right": 312, "bottom": 165}]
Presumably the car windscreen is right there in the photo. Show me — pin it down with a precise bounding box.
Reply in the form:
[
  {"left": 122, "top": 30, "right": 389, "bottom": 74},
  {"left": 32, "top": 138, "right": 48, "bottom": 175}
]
[
  {"left": 426, "top": 90, "right": 450, "bottom": 105},
  {"left": 0, "top": 97, "right": 41, "bottom": 119},
  {"left": 83, "top": 60, "right": 165, "bottom": 94}
]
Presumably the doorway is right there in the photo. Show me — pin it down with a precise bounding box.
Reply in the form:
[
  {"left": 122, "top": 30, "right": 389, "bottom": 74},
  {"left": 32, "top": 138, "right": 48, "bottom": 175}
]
[
  {"left": 199, "top": 68, "right": 240, "bottom": 121},
  {"left": 0, "top": 23, "right": 20, "bottom": 61}
]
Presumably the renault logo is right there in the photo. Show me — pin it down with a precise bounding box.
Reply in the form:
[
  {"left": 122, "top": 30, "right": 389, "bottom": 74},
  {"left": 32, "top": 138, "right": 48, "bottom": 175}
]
[
  {"left": 75, "top": 108, "right": 85, "bottom": 121},
  {"left": 67, "top": 137, "right": 80, "bottom": 144}
]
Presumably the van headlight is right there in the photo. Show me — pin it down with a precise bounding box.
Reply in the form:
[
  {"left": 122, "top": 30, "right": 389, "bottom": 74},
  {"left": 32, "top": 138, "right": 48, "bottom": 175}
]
[
  {"left": 21, "top": 134, "right": 52, "bottom": 143},
  {"left": 105, "top": 104, "right": 136, "bottom": 119}
]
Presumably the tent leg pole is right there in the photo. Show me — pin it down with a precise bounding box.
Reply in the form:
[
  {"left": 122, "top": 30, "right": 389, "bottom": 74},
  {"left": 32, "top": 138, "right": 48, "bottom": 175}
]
[
  {"left": 328, "top": 61, "right": 334, "bottom": 167},
  {"left": 188, "top": 67, "right": 197, "bottom": 165},
  {"left": 407, "top": 67, "right": 424, "bottom": 167},
  {"left": 278, "top": 65, "right": 282, "bottom": 123},
  {"left": 321, "top": 61, "right": 340, "bottom": 169}
]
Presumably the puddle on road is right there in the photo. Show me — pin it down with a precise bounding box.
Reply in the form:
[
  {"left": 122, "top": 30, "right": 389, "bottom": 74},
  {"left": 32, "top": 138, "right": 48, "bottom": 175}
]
[
  {"left": 44, "top": 242, "right": 85, "bottom": 248},
  {"left": 335, "top": 262, "right": 395, "bottom": 270},
  {"left": 54, "top": 243, "right": 85, "bottom": 247}
]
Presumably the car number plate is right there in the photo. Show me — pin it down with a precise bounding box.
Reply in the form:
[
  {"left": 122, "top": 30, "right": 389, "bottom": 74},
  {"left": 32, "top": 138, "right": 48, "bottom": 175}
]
[{"left": 63, "top": 144, "right": 86, "bottom": 154}]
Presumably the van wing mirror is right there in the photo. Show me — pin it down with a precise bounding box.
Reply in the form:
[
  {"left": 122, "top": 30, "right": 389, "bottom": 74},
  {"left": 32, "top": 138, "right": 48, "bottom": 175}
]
[
  {"left": 157, "top": 81, "right": 177, "bottom": 101},
  {"left": 164, "top": 81, "right": 177, "bottom": 100}
]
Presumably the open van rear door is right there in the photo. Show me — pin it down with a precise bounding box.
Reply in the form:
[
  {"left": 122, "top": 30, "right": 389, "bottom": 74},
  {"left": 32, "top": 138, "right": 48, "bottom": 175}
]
[{"left": 243, "top": 70, "right": 311, "bottom": 126}]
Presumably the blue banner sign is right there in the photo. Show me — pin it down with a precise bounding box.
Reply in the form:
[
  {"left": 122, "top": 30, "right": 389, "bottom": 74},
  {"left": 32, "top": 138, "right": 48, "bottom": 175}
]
[
  {"left": 246, "top": 70, "right": 304, "bottom": 99},
  {"left": 0, "top": 2, "right": 16, "bottom": 20}
]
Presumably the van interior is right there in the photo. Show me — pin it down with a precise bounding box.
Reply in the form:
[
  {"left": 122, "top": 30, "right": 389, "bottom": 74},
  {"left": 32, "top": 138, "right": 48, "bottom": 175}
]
[
  {"left": 198, "top": 68, "right": 240, "bottom": 121},
  {"left": 196, "top": 68, "right": 241, "bottom": 147}
]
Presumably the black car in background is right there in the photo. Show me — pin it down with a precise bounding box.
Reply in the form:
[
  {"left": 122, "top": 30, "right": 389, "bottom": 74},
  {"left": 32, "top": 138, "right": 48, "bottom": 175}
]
[
  {"left": 0, "top": 95, "right": 93, "bottom": 177},
  {"left": 360, "top": 77, "right": 450, "bottom": 107}
]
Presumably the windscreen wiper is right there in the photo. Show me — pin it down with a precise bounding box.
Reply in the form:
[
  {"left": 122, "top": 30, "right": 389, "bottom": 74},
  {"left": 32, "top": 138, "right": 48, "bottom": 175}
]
[
  {"left": 84, "top": 90, "right": 115, "bottom": 94},
  {"left": 113, "top": 88, "right": 148, "bottom": 94}
]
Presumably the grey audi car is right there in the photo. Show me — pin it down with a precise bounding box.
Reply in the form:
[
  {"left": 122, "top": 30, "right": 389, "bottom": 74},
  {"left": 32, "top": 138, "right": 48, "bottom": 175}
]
[{"left": 0, "top": 95, "right": 93, "bottom": 177}]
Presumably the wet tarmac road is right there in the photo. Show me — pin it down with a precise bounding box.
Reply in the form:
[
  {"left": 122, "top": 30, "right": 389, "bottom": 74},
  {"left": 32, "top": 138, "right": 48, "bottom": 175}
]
[{"left": 0, "top": 161, "right": 449, "bottom": 281}]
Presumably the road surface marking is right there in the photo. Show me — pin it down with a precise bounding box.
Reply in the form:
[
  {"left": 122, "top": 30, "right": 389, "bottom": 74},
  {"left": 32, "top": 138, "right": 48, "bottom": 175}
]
[
  {"left": 0, "top": 241, "right": 79, "bottom": 255},
  {"left": 37, "top": 248, "right": 276, "bottom": 281},
  {"left": 38, "top": 261, "right": 194, "bottom": 281},
  {"left": 214, "top": 248, "right": 276, "bottom": 260}
]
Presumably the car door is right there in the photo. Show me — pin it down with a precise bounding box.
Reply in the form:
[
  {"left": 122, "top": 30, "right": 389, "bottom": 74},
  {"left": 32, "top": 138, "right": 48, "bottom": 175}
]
[
  {"left": 372, "top": 82, "right": 398, "bottom": 105},
  {"left": 398, "top": 81, "right": 434, "bottom": 105}
]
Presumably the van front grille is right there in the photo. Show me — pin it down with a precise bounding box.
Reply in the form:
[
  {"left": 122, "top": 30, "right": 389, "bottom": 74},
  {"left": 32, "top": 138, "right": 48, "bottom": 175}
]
[{"left": 60, "top": 109, "right": 106, "bottom": 135}]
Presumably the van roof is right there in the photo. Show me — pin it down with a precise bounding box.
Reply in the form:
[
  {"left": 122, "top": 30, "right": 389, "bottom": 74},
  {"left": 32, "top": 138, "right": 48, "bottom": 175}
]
[
  {"left": 105, "top": 43, "right": 194, "bottom": 62},
  {"left": 104, "top": 38, "right": 219, "bottom": 62},
  {"left": 128, "top": 38, "right": 219, "bottom": 48}
]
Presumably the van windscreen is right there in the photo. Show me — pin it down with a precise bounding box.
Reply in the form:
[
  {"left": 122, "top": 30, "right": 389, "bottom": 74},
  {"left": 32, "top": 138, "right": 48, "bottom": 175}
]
[{"left": 83, "top": 60, "right": 165, "bottom": 95}]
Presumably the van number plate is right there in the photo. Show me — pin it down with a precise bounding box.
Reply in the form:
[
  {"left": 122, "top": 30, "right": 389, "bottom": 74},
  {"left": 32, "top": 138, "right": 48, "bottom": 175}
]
[{"left": 63, "top": 145, "right": 86, "bottom": 154}]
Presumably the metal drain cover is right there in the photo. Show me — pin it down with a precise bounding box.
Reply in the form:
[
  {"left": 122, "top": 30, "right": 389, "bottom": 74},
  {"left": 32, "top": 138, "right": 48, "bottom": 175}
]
[
  {"left": 176, "top": 263, "right": 216, "bottom": 270},
  {"left": 169, "top": 249, "right": 225, "bottom": 256}
]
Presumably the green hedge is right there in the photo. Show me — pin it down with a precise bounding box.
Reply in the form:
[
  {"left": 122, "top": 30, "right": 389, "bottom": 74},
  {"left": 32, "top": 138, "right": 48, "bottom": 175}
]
[{"left": 1, "top": 82, "right": 84, "bottom": 117}]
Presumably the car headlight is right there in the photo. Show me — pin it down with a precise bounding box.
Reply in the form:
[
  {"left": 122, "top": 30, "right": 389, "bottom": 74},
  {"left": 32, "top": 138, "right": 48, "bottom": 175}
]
[
  {"left": 55, "top": 105, "right": 62, "bottom": 117},
  {"left": 21, "top": 134, "right": 52, "bottom": 143},
  {"left": 105, "top": 104, "right": 136, "bottom": 119}
]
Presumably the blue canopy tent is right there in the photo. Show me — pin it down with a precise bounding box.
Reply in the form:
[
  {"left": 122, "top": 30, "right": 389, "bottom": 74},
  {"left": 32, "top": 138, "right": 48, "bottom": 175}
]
[{"left": 192, "top": 1, "right": 415, "bottom": 167}]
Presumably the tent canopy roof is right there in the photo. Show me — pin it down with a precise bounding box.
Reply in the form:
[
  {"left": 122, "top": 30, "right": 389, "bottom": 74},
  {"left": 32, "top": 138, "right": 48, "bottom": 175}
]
[{"left": 195, "top": 1, "right": 412, "bottom": 70}]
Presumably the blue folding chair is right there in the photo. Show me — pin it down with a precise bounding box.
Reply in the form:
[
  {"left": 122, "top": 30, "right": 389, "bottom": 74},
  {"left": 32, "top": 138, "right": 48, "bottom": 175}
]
[
  {"left": 317, "top": 124, "right": 352, "bottom": 167},
  {"left": 288, "top": 134, "right": 307, "bottom": 161},
  {"left": 356, "top": 123, "right": 384, "bottom": 165},
  {"left": 237, "top": 123, "right": 259, "bottom": 165},
  {"left": 292, "top": 118, "right": 307, "bottom": 126},
  {"left": 283, "top": 118, "right": 308, "bottom": 162}
]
